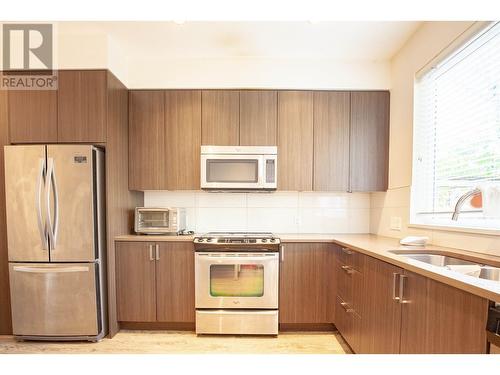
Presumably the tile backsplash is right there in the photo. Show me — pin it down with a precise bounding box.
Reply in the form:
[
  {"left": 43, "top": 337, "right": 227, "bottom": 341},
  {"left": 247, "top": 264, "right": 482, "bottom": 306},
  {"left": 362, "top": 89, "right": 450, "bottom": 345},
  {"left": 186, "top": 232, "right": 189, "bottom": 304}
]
[{"left": 144, "top": 191, "right": 370, "bottom": 234}]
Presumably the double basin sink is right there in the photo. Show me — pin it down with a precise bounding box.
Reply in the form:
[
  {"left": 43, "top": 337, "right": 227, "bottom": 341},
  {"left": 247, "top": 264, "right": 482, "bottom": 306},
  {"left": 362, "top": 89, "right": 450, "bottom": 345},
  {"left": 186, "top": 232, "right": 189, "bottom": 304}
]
[{"left": 390, "top": 251, "right": 500, "bottom": 282}]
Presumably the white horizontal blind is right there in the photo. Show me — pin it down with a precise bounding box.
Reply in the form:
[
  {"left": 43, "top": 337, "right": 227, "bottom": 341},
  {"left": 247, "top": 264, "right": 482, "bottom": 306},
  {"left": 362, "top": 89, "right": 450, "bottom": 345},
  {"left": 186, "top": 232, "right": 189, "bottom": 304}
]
[{"left": 412, "top": 22, "right": 500, "bottom": 228}]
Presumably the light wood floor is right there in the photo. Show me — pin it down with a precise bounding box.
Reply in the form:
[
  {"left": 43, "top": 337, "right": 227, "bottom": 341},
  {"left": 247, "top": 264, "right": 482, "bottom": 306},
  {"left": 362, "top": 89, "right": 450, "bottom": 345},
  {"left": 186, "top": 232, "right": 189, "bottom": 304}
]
[{"left": 0, "top": 330, "right": 350, "bottom": 354}]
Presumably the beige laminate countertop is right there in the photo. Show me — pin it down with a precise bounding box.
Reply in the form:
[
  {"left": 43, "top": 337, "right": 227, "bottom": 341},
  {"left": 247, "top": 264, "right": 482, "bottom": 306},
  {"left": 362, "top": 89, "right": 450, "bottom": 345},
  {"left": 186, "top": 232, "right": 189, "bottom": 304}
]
[{"left": 115, "top": 233, "right": 500, "bottom": 301}]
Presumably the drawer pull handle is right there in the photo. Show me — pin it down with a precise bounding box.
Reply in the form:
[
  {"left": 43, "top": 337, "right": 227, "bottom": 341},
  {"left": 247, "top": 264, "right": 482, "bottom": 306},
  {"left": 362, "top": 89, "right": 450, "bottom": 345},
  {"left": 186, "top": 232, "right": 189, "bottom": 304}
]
[
  {"left": 392, "top": 273, "right": 400, "bottom": 302},
  {"left": 341, "top": 265, "right": 354, "bottom": 274},
  {"left": 341, "top": 247, "right": 353, "bottom": 255},
  {"left": 340, "top": 301, "right": 354, "bottom": 313}
]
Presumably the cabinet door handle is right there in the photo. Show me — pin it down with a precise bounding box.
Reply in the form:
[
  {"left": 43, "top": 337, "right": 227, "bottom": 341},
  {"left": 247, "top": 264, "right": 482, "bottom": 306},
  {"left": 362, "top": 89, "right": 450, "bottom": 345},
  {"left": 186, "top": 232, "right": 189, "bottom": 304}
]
[
  {"left": 392, "top": 273, "right": 400, "bottom": 302},
  {"left": 155, "top": 244, "right": 160, "bottom": 260},
  {"left": 280, "top": 245, "right": 285, "bottom": 262},
  {"left": 341, "top": 247, "right": 353, "bottom": 255},
  {"left": 149, "top": 244, "right": 154, "bottom": 261},
  {"left": 340, "top": 301, "right": 354, "bottom": 313},
  {"left": 341, "top": 265, "right": 354, "bottom": 274},
  {"left": 399, "top": 274, "right": 409, "bottom": 304}
]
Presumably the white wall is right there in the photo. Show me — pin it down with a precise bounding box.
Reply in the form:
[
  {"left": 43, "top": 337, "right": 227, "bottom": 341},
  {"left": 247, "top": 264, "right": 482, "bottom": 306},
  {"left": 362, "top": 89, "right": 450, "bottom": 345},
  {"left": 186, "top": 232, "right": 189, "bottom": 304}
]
[
  {"left": 370, "top": 21, "right": 500, "bottom": 257},
  {"left": 125, "top": 57, "right": 390, "bottom": 89},
  {"left": 144, "top": 191, "right": 370, "bottom": 234}
]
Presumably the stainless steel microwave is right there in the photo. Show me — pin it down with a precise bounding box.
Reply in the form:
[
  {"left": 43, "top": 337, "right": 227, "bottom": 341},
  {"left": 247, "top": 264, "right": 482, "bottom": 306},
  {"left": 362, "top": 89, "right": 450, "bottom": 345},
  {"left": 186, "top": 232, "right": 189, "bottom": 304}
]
[
  {"left": 201, "top": 146, "right": 277, "bottom": 190},
  {"left": 134, "top": 207, "right": 186, "bottom": 235}
]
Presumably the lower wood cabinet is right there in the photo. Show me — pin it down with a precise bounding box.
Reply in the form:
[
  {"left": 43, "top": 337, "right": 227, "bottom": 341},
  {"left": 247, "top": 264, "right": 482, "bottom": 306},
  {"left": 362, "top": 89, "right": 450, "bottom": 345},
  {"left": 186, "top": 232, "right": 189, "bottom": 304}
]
[
  {"left": 279, "top": 243, "right": 333, "bottom": 325},
  {"left": 116, "top": 241, "right": 195, "bottom": 323},
  {"left": 333, "top": 246, "right": 489, "bottom": 354}
]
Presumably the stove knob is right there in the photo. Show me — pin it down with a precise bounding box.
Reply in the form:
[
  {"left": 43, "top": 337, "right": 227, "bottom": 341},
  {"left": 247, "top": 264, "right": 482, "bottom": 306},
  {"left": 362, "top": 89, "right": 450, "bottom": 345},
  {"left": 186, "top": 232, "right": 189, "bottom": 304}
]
[
  {"left": 206, "top": 238, "right": 213, "bottom": 242},
  {"left": 270, "top": 238, "right": 276, "bottom": 242},
  {"left": 261, "top": 239, "right": 267, "bottom": 243}
]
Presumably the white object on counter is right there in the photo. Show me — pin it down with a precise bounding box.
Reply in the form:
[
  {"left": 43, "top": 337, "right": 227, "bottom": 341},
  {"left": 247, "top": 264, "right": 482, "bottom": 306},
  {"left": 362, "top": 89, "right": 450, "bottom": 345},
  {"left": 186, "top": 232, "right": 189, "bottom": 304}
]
[
  {"left": 445, "top": 264, "right": 482, "bottom": 277},
  {"left": 400, "top": 236, "right": 429, "bottom": 246},
  {"left": 480, "top": 183, "right": 500, "bottom": 219}
]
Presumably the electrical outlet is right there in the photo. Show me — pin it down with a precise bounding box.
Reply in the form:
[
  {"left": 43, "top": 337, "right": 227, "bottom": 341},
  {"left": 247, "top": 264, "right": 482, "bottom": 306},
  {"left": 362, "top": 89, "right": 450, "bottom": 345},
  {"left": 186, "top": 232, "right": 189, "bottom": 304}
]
[{"left": 390, "top": 216, "right": 402, "bottom": 231}]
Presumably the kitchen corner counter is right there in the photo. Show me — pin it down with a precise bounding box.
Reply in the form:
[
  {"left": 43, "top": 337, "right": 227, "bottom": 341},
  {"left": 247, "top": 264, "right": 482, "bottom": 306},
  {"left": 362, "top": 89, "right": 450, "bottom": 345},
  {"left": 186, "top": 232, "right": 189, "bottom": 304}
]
[
  {"left": 282, "top": 233, "right": 500, "bottom": 301},
  {"left": 115, "top": 234, "right": 195, "bottom": 242}
]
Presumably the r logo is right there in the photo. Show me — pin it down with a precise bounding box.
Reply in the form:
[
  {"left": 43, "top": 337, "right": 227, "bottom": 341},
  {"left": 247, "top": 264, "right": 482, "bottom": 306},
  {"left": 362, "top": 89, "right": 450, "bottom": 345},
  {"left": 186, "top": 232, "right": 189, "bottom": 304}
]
[{"left": 2, "top": 24, "right": 53, "bottom": 70}]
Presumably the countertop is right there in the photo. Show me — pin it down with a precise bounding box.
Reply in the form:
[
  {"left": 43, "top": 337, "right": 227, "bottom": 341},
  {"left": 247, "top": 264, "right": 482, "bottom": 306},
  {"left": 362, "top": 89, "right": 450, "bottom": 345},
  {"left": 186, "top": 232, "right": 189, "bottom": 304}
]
[{"left": 115, "top": 233, "right": 500, "bottom": 301}]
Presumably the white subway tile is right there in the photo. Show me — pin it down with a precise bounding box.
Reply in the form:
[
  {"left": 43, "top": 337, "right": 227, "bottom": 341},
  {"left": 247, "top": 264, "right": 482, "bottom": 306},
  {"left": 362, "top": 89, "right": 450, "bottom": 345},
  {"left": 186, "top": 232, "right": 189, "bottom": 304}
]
[
  {"left": 247, "top": 192, "right": 298, "bottom": 208},
  {"left": 299, "top": 208, "right": 350, "bottom": 233},
  {"left": 247, "top": 208, "right": 298, "bottom": 233},
  {"left": 144, "top": 191, "right": 196, "bottom": 207},
  {"left": 349, "top": 209, "right": 370, "bottom": 233},
  {"left": 348, "top": 193, "right": 371, "bottom": 209},
  {"left": 195, "top": 207, "right": 247, "bottom": 233},
  {"left": 196, "top": 192, "right": 247, "bottom": 207},
  {"left": 299, "top": 192, "right": 349, "bottom": 208}
]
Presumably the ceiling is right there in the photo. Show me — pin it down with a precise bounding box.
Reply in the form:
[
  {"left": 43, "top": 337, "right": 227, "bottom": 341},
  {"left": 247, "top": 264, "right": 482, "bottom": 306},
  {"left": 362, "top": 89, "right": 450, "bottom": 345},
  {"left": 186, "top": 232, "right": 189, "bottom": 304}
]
[{"left": 58, "top": 21, "right": 421, "bottom": 61}]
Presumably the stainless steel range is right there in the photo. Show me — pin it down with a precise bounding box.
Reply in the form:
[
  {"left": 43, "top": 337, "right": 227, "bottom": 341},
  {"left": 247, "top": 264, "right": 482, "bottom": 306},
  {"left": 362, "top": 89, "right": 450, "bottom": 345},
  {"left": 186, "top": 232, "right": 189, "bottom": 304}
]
[{"left": 194, "top": 232, "right": 280, "bottom": 335}]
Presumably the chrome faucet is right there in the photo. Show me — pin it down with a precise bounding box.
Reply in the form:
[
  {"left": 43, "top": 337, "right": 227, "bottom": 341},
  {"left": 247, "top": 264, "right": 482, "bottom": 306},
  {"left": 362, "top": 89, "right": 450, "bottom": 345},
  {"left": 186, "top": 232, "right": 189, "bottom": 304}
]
[{"left": 451, "top": 188, "right": 481, "bottom": 221}]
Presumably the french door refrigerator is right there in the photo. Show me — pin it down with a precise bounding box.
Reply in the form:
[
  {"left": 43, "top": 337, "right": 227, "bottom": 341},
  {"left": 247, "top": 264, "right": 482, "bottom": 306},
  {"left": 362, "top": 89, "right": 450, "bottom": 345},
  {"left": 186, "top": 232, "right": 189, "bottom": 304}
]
[{"left": 4, "top": 145, "right": 107, "bottom": 341}]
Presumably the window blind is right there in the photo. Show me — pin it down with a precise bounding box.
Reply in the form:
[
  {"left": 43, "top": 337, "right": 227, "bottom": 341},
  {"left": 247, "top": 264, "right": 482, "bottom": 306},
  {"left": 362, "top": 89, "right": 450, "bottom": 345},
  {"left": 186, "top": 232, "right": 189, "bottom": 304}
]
[{"left": 412, "top": 22, "right": 500, "bottom": 228}]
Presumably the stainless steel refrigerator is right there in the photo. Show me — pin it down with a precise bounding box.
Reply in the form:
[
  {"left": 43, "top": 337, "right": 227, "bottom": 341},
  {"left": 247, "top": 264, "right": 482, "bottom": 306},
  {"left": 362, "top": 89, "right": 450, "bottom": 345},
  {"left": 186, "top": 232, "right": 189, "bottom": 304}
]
[{"left": 4, "top": 144, "right": 107, "bottom": 341}]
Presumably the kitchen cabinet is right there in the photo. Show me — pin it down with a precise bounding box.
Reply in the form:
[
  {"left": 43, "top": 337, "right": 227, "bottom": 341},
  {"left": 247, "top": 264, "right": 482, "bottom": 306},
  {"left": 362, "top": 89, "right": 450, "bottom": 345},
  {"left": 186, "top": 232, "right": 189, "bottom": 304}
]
[
  {"left": 201, "top": 90, "right": 239, "bottom": 145},
  {"left": 128, "top": 90, "right": 166, "bottom": 190},
  {"left": 156, "top": 242, "right": 195, "bottom": 322},
  {"left": 349, "top": 91, "right": 389, "bottom": 192},
  {"left": 164, "top": 90, "right": 202, "bottom": 190},
  {"left": 8, "top": 89, "right": 58, "bottom": 143},
  {"left": 116, "top": 242, "right": 156, "bottom": 322},
  {"left": 313, "top": 91, "right": 350, "bottom": 191},
  {"left": 239, "top": 90, "right": 277, "bottom": 146},
  {"left": 279, "top": 243, "right": 332, "bottom": 325},
  {"left": 277, "top": 91, "right": 314, "bottom": 191},
  {"left": 399, "top": 270, "right": 488, "bottom": 354},
  {"left": 57, "top": 70, "right": 107, "bottom": 142},
  {"left": 360, "top": 255, "right": 402, "bottom": 354},
  {"left": 333, "top": 244, "right": 365, "bottom": 353},
  {"left": 115, "top": 241, "right": 195, "bottom": 324},
  {"left": 337, "top": 247, "right": 489, "bottom": 354}
]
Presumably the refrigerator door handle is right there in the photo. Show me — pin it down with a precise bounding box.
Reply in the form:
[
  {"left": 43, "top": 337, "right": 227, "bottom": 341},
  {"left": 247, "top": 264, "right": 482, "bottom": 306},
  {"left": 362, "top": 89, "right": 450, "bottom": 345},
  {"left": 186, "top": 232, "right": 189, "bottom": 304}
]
[
  {"left": 46, "top": 158, "right": 59, "bottom": 249},
  {"left": 13, "top": 265, "right": 89, "bottom": 274},
  {"left": 36, "top": 158, "right": 48, "bottom": 250}
]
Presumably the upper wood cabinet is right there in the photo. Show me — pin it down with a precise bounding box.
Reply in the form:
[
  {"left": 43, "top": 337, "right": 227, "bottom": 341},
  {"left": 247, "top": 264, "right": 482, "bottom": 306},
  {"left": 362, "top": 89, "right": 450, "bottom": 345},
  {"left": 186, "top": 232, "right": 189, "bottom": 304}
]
[
  {"left": 8, "top": 89, "right": 57, "bottom": 143},
  {"left": 313, "top": 91, "right": 350, "bottom": 191},
  {"left": 129, "top": 90, "right": 166, "bottom": 190},
  {"left": 350, "top": 91, "right": 389, "bottom": 192},
  {"left": 201, "top": 90, "right": 239, "bottom": 145},
  {"left": 277, "top": 91, "right": 314, "bottom": 191},
  {"left": 279, "top": 243, "right": 332, "bottom": 324},
  {"left": 57, "top": 70, "right": 107, "bottom": 142},
  {"left": 164, "top": 90, "right": 201, "bottom": 190},
  {"left": 239, "top": 90, "right": 277, "bottom": 146}
]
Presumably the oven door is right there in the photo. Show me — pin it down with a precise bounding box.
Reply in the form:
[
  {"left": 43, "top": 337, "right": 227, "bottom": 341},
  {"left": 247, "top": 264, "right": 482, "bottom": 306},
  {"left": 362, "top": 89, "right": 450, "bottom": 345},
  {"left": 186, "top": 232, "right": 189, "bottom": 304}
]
[
  {"left": 195, "top": 252, "right": 279, "bottom": 309},
  {"left": 201, "top": 154, "right": 264, "bottom": 189}
]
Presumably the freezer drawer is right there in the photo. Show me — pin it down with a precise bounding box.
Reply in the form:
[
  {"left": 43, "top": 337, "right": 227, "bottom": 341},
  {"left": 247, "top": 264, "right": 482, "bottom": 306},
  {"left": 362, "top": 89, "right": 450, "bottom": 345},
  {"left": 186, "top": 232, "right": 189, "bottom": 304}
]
[{"left": 9, "top": 263, "right": 100, "bottom": 337}]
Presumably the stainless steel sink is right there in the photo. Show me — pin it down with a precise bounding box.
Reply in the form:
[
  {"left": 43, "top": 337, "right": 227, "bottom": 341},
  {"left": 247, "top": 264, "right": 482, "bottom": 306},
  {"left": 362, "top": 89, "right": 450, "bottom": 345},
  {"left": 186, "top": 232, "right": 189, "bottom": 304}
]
[
  {"left": 398, "top": 254, "right": 478, "bottom": 267},
  {"left": 479, "top": 266, "right": 500, "bottom": 282},
  {"left": 390, "top": 251, "right": 500, "bottom": 282}
]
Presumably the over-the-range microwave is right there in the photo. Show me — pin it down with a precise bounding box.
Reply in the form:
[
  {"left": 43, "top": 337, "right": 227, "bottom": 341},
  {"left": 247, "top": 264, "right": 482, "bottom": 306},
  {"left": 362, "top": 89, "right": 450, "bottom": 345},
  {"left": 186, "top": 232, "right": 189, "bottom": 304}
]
[{"left": 201, "top": 146, "right": 277, "bottom": 190}]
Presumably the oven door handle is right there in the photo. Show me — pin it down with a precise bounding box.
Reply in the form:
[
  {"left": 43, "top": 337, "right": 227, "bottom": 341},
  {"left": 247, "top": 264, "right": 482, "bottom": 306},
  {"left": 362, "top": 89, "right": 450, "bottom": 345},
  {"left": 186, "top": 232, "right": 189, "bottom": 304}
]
[{"left": 196, "top": 254, "right": 278, "bottom": 262}]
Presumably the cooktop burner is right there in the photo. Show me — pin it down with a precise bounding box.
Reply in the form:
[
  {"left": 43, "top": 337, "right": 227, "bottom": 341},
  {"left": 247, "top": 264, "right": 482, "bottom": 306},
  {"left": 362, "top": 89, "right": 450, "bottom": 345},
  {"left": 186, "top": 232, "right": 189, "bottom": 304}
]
[{"left": 194, "top": 232, "right": 280, "bottom": 245}]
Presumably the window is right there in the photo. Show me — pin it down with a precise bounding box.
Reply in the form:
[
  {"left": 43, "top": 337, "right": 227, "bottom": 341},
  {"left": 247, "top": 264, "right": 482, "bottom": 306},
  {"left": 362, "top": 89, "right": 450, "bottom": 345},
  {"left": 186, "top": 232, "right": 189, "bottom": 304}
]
[{"left": 411, "top": 22, "right": 500, "bottom": 231}]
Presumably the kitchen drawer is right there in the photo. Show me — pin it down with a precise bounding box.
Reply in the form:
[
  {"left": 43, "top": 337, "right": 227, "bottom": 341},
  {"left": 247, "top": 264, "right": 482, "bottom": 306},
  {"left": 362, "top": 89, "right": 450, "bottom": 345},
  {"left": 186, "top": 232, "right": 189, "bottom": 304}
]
[
  {"left": 338, "top": 246, "right": 365, "bottom": 273},
  {"left": 336, "top": 260, "right": 364, "bottom": 316},
  {"left": 335, "top": 295, "right": 361, "bottom": 352}
]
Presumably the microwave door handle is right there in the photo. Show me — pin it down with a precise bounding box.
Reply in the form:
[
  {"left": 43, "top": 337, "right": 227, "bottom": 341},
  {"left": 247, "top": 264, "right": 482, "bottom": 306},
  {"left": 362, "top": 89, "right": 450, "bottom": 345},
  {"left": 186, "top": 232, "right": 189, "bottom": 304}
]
[{"left": 258, "top": 155, "right": 265, "bottom": 188}]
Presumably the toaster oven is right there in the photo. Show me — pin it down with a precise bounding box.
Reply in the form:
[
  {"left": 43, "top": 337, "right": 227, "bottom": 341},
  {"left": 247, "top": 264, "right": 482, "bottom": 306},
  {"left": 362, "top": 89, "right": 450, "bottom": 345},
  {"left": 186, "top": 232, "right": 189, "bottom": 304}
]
[{"left": 134, "top": 207, "right": 186, "bottom": 235}]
